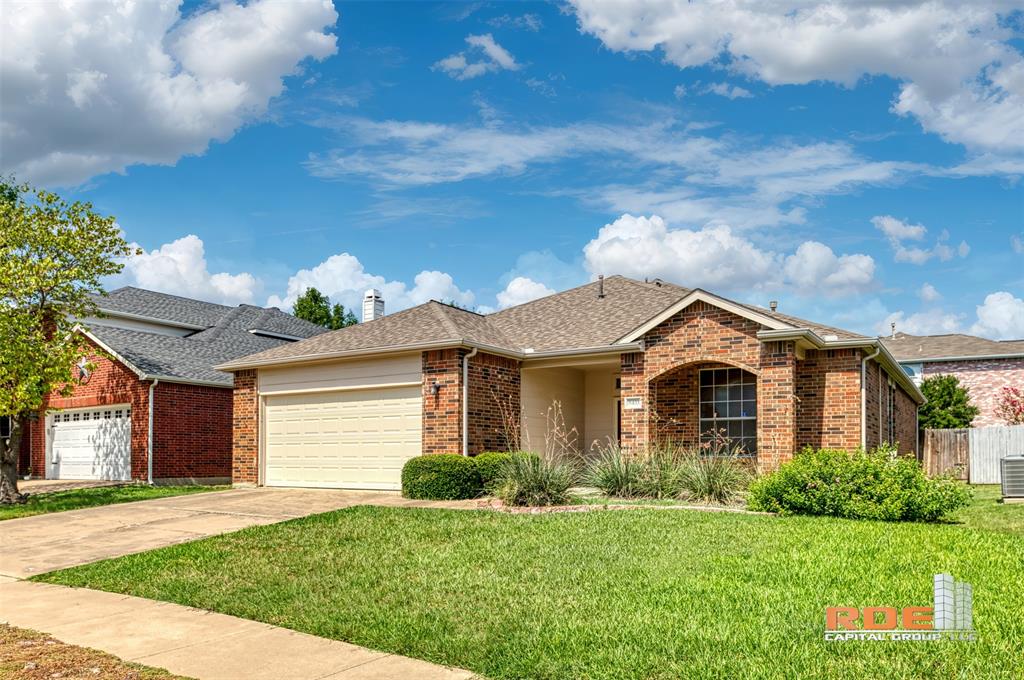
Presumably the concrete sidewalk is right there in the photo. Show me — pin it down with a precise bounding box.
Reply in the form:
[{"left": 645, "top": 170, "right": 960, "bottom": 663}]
[
  {"left": 0, "top": 580, "right": 475, "bottom": 680},
  {"left": 0, "top": 487, "right": 478, "bottom": 578}
]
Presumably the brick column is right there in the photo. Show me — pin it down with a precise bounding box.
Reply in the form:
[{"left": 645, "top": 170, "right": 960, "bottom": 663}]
[
  {"left": 619, "top": 351, "right": 648, "bottom": 452},
  {"left": 422, "top": 349, "right": 463, "bottom": 454},
  {"left": 232, "top": 369, "right": 259, "bottom": 485},
  {"left": 758, "top": 341, "right": 797, "bottom": 473}
]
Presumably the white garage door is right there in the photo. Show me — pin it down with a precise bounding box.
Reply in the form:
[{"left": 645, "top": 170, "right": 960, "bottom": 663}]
[
  {"left": 47, "top": 406, "right": 132, "bottom": 480},
  {"left": 264, "top": 386, "right": 422, "bottom": 490}
]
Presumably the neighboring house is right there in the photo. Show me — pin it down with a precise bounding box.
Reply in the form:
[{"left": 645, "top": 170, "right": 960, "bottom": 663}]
[
  {"left": 218, "top": 276, "right": 924, "bottom": 491},
  {"left": 20, "top": 287, "right": 325, "bottom": 484},
  {"left": 882, "top": 332, "right": 1024, "bottom": 427}
]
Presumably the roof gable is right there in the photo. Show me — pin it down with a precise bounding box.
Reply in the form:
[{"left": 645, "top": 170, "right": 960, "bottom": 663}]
[{"left": 616, "top": 289, "right": 792, "bottom": 343}]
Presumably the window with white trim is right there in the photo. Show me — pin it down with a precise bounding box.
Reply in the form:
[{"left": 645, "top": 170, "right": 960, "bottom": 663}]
[{"left": 699, "top": 368, "right": 757, "bottom": 455}]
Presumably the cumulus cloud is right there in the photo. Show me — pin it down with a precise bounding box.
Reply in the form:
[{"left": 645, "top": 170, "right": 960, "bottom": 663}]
[
  {"left": 266, "top": 252, "right": 474, "bottom": 316},
  {"left": 1, "top": 0, "right": 338, "bottom": 186},
  {"left": 569, "top": 0, "right": 1024, "bottom": 153},
  {"left": 919, "top": 283, "right": 942, "bottom": 303},
  {"left": 495, "top": 277, "right": 557, "bottom": 309},
  {"left": 970, "top": 291, "right": 1024, "bottom": 340},
  {"left": 433, "top": 33, "right": 519, "bottom": 80},
  {"left": 113, "top": 235, "right": 260, "bottom": 305},
  {"left": 871, "top": 215, "right": 968, "bottom": 265},
  {"left": 581, "top": 214, "right": 874, "bottom": 296},
  {"left": 879, "top": 309, "right": 964, "bottom": 336}
]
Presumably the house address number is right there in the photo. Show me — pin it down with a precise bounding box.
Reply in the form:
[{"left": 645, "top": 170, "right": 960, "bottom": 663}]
[{"left": 623, "top": 396, "right": 643, "bottom": 410}]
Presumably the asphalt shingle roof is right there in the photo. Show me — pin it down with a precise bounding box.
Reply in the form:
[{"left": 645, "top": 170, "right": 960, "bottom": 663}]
[
  {"left": 88, "top": 287, "right": 326, "bottom": 385},
  {"left": 220, "top": 275, "right": 871, "bottom": 369},
  {"left": 881, "top": 332, "right": 1024, "bottom": 362}
]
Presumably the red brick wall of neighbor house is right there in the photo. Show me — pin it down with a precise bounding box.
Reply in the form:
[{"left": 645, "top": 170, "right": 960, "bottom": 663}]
[
  {"left": 795, "top": 348, "right": 862, "bottom": 451},
  {"left": 231, "top": 370, "right": 259, "bottom": 484},
  {"left": 923, "top": 358, "right": 1024, "bottom": 427},
  {"left": 620, "top": 301, "right": 797, "bottom": 472},
  {"left": 29, "top": 346, "right": 150, "bottom": 480},
  {"left": 422, "top": 349, "right": 464, "bottom": 455},
  {"left": 153, "top": 381, "right": 232, "bottom": 480},
  {"left": 467, "top": 352, "right": 521, "bottom": 453}
]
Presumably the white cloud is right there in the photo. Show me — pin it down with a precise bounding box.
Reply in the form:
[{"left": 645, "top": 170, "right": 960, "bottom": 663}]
[
  {"left": 267, "top": 252, "right": 474, "bottom": 315},
  {"left": 919, "top": 283, "right": 942, "bottom": 303},
  {"left": 487, "top": 14, "right": 543, "bottom": 32},
  {"left": 1013, "top": 234, "right": 1024, "bottom": 254},
  {"left": 433, "top": 33, "right": 519, "bottom": 80},
  {"left": 582, "top": 214, "right": 874, "bottom": 296},
  {"left": 115, "top": 235, "right": 260, "bottom": 305},
  {"left": 871, "top": 215, "right": 968, "bottom": 265},
  {"left": 674, "top": 82, "right": 753, "bottom": 99},
  {"left": 970, "top": 291, "right": 1024, "bottom": 340},
  {"left": 1, "top": 0, "right": 338, "bottom": 186},
  {"left": 569, "top": 1, "right": 1024, "bottom": 153},
  {"left": 879, "top": 309, "right": 964, "bottom": 336},
  {"left": 496, "top": 277, "right": 556, "bottom": 309}
]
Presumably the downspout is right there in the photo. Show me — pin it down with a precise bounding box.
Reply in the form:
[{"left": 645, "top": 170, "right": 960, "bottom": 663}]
[
  {"left": 860, "top": 346, "right": 880, "bottom": 449},
  {"left": 462, "top": 347, "right": 479, "bottom": 456},
  {"left": 147, "top": 378, "right": 159, "bottom": 485}
]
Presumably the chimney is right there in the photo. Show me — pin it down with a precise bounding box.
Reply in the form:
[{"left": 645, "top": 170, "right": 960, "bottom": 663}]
[
  {"left": 891, "top": 322, "right": 896, "bottom": 339},
  {"left": 597, "top": 274, "right": 605, "bottom": 299},
  {"left": 362, "top": 289, "right": 384, "bottom": 322},
  {"left": 769, "top": 300, "right": 778, "bottom": 312}
]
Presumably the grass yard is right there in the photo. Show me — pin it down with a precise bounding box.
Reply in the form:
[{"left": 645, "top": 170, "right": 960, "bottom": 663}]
[
  {"left": 0, "top": 625, "right": 188, "bottom": 679},
  {"left": 0, "top": 485, "right": 226, "bottom": 521},
  {"left": 38, "top": 487, "right": 1024, "bottom": 680}
]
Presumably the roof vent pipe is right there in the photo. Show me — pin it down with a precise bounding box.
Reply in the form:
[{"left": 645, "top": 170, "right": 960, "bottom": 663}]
[
  {"left": 597, "top": 274, "right": 605, "bottom": 299},
  {"left": 891, "top": 322, "right": 896, "bottom": 339},
  {"left": 769, "top": 300, "right": 778, "bottom": 312}
]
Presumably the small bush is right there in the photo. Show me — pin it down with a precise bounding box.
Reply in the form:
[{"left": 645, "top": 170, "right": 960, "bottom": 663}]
[
  {"left": 747, "top": 447, "right": 972, "bottom": 522},
  {"left": 473, "top": 451, "right": 540, "bottom": 492},
  {"left": 677, "top": 454, "right": 751, "bottom": 505},
  {"left": 401, "top": 455, "right": 482, "bottom": 500},
  {"left": 585, "top": 443, "right": 749, "bottom": 504},
  {"left": 495, "top": 455, "right": 577, "bottom": 506}
]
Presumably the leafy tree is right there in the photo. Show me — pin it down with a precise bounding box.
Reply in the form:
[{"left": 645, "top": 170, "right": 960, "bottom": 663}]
[
  {"left": 918, "top": 375, "right": 979, "bottom": 430},
  {"left": 995, "top": 386, "right": 1024, "bottom": 425},
  {"left": 0, "top": 180, "right": 137, "bottom": 503},
  {"left": 292, "top": 287, "right": 357, "bottom": 330}
]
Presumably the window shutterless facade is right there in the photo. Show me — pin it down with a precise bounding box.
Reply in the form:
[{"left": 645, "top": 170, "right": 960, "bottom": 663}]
[{"left": 699, "top": 367, "right": 756, "bottom": 455}]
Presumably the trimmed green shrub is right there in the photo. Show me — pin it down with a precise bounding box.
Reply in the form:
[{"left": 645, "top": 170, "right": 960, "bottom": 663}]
[
  {"left": 747, "top": 447, "right": 972, "bottom": 522},
  {"left": 495, "top": 455, "right": 577, "bottom": 506},
  {"left": 473, "top": 451, "right": 540, "bottom": 492},
  {"left": 401, "top": 455, "right": 482, "bottom": 500}
]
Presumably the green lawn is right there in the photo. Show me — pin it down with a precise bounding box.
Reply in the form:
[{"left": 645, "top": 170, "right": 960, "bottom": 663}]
[
  {"left": 0, "top": 484, "right": 226, "bottom": 521},
  {"left": 38, "top": 487, "right": 1024, "bottom": 680}
]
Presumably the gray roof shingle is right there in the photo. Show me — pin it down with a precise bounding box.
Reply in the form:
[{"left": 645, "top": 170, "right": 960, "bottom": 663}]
[
  {"left": 87, "top": 287, "right": 327, "bottom": 385},
  {"left": 881, "top": 332, "right": 1024, "bottom": 361},
  {"left": 219, "top": 275, "right": 871, "bottom": 369}
]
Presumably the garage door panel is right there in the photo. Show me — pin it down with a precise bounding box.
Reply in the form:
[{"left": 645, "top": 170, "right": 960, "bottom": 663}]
[
  {"left": 48, "top": 407, "right": 131, "bottom": 481},
  {"left": 264, "top": 385, "right": 422, "bottom": 489}
]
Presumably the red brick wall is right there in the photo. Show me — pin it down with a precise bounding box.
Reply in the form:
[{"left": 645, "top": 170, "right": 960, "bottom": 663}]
[
  {"left": 864, "top": 359, "right": 918, "bottom": 456},
  {"left": 422, "top": 349, "right": 463, "bottom": 455},
  {"left": 619, "top": 301, "right": 797, "bottom": 472},
  {"left": 923, "top": 358, "right": 1024, "bottom": 427},
  {"left": 795, "top": 348, "right": 862, "bottom": 451},
  {"left": 153, "top": 381, "right": 232, "bottom": 481},
  {"left": 467, "top": 352, "right": 521, "bottom": 453},
  {"left": 231, "top": 370, "right": 259, "bottom": 485},
  {"left": 30, "top": 345, "right": 150, "bottom": 480}
]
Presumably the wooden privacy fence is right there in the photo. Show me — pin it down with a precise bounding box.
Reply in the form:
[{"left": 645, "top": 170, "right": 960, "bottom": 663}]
[{"left": 922, "top": 425, "right": 1024, "bottom": 483}]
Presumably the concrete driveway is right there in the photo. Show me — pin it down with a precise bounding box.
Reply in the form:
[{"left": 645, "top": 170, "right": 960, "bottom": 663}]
[{"left": 0, "top": 487, "right": 477, "bottom": 578}]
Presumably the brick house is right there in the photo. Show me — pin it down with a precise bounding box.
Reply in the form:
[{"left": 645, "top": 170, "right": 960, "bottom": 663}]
[
  {"left": 219, "top": 276, "right": 923, "bottom": 490},
  {"left": 19, "top": 287, "right": 325, "bottom": 484},
  {"left": 882, "top": 332, "right": 1024, "bottom": 427}
]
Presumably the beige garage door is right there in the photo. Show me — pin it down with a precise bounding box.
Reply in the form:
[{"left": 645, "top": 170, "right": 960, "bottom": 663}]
[{"left": 264, "top": 386, "right": 422, "bottom": 490}]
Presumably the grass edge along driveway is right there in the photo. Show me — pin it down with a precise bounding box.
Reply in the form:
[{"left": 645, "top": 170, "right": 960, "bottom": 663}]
[
  {"left": 0, "top": 485, "right": 226, "bottom": 521},
  {"left": 38, "top": 496, "right": 1024, "bottom": 680}
]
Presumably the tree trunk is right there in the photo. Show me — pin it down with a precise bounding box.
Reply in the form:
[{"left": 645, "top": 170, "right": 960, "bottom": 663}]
[{"left": 0, "top": 415, "right": 26, "bottom": 504}]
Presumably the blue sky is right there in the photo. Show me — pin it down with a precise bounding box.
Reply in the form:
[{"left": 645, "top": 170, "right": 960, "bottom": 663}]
[{"left": 3, "top": 0, "right": 1023, "bottom": 339}]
